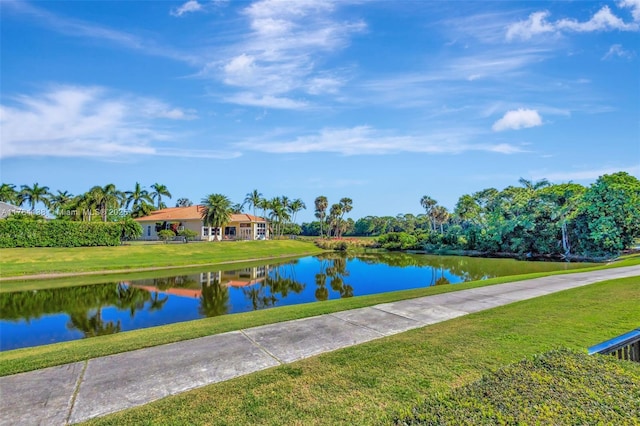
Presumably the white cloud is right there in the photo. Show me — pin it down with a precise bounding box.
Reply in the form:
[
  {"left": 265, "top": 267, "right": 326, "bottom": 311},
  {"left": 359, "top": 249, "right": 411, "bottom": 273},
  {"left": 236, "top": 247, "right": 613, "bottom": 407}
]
[
  {"left": 492, "top": 109, "right": 543, "bottom": 132},
  {"left": 235, "top": 126, "right": 525, "bottom": 155},
  {"left": 224, "top": 93, "right": 307, "bottom": 109},
  {"left": 306, "top": 76, "right": 343, "bottom": 95},
  {"left": 602, "top": 44, "right": 635, "bottom": 60},
  {"left": 171, "top": 0, "right": 203, "bottom": 17},
  {"left": 209, "top": 0, "right": 365, "bottom": 107},
  {"left": 556, "top": 6, "right": 637, "bottom": 32},
  {"left": 0, "top": 86, "right": 235, "bottom": 160},
  {"left": 507, "top": 4, "right": 639, "bottom": 41},
  {"left": 506, "top": 11, "right": 557, "bottom": 40},
  {"left": 619, "top": 0, "right": 640, "bottom": 21}
]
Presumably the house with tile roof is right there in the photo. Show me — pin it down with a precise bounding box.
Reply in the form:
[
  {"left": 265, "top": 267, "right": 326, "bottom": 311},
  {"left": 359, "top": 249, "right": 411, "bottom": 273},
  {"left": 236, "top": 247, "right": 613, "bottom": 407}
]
[
  {"left": 0, "top": 201, "right": 28, "bottom": 219},
  {"left": 134, "top": 205, "right": 268, "bottom": 241}
]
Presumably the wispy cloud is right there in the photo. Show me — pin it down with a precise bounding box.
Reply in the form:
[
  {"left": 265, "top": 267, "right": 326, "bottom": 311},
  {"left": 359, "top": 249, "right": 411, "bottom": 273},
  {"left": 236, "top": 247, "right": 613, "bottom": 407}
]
[
  {"left": 602, "top": 44, "right": 636, "bottom": 60},
  {"left": 235, "top": 126, "right": 525, "bottom": 156},
  {"left": 204, "top": 0, "right": 365, "bottom": 108},
  {"left": 507, "top": 2, "right": 640, "bottom": 41},
  {"left": 171, "top": 0, "right": 203, "bottom": 17},
  {"left": 3, "top": 1, "right": 199, "bottom": 64},
  {"left": 492, "top": 109, "right": 543, "bottom": 132},
  {"left": 0, "top": 86, "right": 237, "bottom": 160},
  {"left": 224, "top": 93, "right": 308, "bottom": 109}
]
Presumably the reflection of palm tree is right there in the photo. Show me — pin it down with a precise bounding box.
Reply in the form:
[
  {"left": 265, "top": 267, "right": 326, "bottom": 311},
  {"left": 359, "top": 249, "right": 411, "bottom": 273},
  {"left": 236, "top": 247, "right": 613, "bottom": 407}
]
[
  {"left": 199, "top": 281, "right": 229, "bottom": 317},
  {"left": 321, "top": 253, "right": 353, "bottom": 299},
  {"left": 434, "top": 277, "right": 451, "bottom": 286},
  {"left": 341, "top": 285, "right": 354, "bottom": 298},
  {"left": 148, "top": 292, "right": 169, "bottom": 311},
  {"left": 67, "top": 309, "right": 121, "bottom": 338},
  {"left": 243, "top": 285, "right": 277, "bottom": 311},
  {"left": 115, "top": 283, "right": 152, "bottom": 317},
  {"left": 314, "top": 273, "right": 328, "bottom": 301}
]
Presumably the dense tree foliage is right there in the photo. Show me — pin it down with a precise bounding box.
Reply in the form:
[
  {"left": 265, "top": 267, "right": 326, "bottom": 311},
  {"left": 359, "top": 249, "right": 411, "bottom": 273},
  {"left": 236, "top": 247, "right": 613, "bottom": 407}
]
[{"left": 318, "top": 173, "right": 638, "bottom": 258}]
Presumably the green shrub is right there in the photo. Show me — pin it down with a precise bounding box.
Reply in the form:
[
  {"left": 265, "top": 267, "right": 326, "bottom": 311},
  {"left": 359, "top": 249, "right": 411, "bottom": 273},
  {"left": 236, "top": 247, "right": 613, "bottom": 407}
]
[
  {"left": 0, "top": 220, "right": 122, "bottom": 247},
  {"left": 178, "top": 229, "right": 198, "bottom": 242},
  {"left": 157, "top": 229, "right": 175, "bottom": 243},
  {"left": 396, "top": 349, "right": 640, "bottom": 425},
  {"left": 120, "top": 218, "right": 143, "bottom": 241},
  {"left": 377, "top": 232, "right": 419, "bottom": 250}
]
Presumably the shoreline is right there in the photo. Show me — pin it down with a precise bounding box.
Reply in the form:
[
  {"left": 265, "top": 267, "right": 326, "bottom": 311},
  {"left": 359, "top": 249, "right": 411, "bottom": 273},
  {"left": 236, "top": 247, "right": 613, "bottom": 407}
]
[{"left": 0, "top": 252, "right": 320, "bottom": 282}]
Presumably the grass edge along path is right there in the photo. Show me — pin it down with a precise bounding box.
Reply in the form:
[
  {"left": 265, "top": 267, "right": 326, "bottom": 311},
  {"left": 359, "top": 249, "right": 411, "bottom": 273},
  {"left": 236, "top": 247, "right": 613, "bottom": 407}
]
[
  {"left": 85, "top": 276, "right": 640, "bottom": 425},
  {"left": 0, "top": 258, "right": 638, "bottom": 376},
  {"left": 0, "top": 240, "right": 325, "bottom": 278}
]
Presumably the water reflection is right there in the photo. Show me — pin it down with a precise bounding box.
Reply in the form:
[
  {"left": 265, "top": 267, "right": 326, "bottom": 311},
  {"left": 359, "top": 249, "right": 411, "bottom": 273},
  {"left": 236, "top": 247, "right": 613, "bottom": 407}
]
[{"left": 0, "top": 253, "right": 592, "bottom": 350}]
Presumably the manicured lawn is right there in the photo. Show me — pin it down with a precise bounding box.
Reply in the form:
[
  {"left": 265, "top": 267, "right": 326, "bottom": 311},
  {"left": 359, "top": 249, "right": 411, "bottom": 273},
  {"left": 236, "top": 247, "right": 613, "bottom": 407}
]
[
  {"left": 0, "top": 240, "right": 324, "bottom": 277},
  {"left": 85, "top": 276, "right": 640, "bottom": 425}
]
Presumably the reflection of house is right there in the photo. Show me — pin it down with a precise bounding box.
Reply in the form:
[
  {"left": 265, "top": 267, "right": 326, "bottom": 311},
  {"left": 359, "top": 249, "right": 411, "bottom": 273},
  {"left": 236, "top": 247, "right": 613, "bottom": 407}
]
[
  {"left": 201, "top": 265, "right": 269, "bottom": 287},
  {"left": 126, "top": 266, "right": 270, "bottom": 298},
  {"left": 135, "top": 206, "right": 268, "bottom": 241},
  {"left": 132, "top": 285, "right": 202, "bottom": 298}
]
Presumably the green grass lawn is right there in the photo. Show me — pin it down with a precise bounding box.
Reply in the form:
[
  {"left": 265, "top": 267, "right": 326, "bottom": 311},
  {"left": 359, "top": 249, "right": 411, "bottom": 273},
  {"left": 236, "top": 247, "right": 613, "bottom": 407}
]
[
  {"left": 84, "top": 276, "right": 639, "bottom": 425},
  {"left": 0, "top": 240, "right": 324, "bottom": 278}
]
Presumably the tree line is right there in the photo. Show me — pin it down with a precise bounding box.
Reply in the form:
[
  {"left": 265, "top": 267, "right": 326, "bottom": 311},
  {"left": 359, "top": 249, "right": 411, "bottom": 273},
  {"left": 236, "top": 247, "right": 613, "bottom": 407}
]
[
  {"left": 344, "top": 172, "right": 638, "bottom": 258},
  {"left": 0, "top": 183, "right": 312, "bottom": 240},
  {"left": 0, "top": 182, "right": 175, "bottom": 221}
]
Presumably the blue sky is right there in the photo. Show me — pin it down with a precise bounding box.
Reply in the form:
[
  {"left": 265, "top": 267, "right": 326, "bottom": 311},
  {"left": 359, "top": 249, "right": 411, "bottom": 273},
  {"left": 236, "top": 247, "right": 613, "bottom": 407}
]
[{"left": 1, "top": 0, "right": 639, "bottom": 222}]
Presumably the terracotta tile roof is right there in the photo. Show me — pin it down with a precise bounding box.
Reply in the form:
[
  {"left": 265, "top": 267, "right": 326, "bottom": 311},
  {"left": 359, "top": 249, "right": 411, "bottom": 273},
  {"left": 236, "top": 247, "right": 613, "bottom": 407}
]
[{"left": 134, "top": 206, "right": 266, "bottom": 222}]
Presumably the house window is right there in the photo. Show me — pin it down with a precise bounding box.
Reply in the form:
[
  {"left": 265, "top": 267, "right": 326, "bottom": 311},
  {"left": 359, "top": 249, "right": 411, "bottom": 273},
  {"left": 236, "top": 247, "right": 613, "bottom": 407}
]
[
  {"left": 203, "top": 227, "right": 209, "bottom": 237},
  {"left": 224, "top": 227, "right": 236, "bottom": 237},
  {"left": 147, "top": 226, "right": 151, "bottom": 237}
]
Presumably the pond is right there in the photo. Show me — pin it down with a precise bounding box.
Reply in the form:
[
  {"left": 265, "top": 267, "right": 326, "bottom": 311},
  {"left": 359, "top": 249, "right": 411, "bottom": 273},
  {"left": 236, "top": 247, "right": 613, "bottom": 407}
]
[{"left": 0, "top": 253, "right": 592, "bottom": 351}]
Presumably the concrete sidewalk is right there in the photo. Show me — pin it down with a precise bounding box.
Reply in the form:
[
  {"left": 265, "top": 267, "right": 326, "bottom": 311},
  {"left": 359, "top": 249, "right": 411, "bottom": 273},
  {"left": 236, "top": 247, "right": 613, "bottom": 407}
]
[{"left": 1, "top": 266, "right": 638, "bottom": 425}]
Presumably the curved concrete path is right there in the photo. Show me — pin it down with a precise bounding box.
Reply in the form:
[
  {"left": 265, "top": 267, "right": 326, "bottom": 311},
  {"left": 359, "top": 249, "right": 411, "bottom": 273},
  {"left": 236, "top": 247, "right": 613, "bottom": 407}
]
[{"left": 1, "top": 266, "right": 638, "bottom": 425}]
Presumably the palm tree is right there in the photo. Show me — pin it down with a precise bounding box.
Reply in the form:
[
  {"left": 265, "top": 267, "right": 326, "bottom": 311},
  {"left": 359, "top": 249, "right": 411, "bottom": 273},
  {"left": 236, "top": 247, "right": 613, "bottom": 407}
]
[
  {"left": 231, "top": 203, "right": 244, "bottom": 214},
  {"left": 432, "top": 205, "right": 450, "bottom": 234},
  {"left": 420, "top": 195, "right": 437, "bottom": 231},
  {"left": 125, "top": 182, "right": 153, "bottom": 211},
  {"left": 328, "top": 203, "right": 342, "bottom": 238},
  {"left": 314, "top": 196, "right": 328, "bottom": 238},
  {"left": 150, "top": 183, "right": 172, "bottom": 209},
  {"left": 0, "top": 184, "right": 18, "bottom": 204},
  {"left": 19, "top": 183, "right": 50, "bottom": 212},
  {"left": 48, "top": 190, "right": 74, "bottom": 216},
  {"left": 268, "top": 197, "right": 290, "bottom": 237},
  {"left": 90, "top": 184, "right": 124, "bottom": 222},
  {"left": 65, "top": 193, "right": 95, "bottom": 221},
  {"left": 258, "top": 198, "right": 270, "bottom": 220},
  {"left": 131, "top": 202, "right": 155, "bottom": 219},
  {"left": 244, "top": 189, "right": 263, "bottom": 218},
  {"left": 175, "top": 198, "right": 193, "bottom": 207},
  {"left": 288, "top": 198, "right": 306, "bottom": 224},
  {"left": 338, "top": 197, "right": 353, "bottom": 237},
  {"left": 518, "top": 177, "right": 550, "bottom": 192},
  {"left": 201, "top": 193, "right": 232, "bottom": 241}
]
